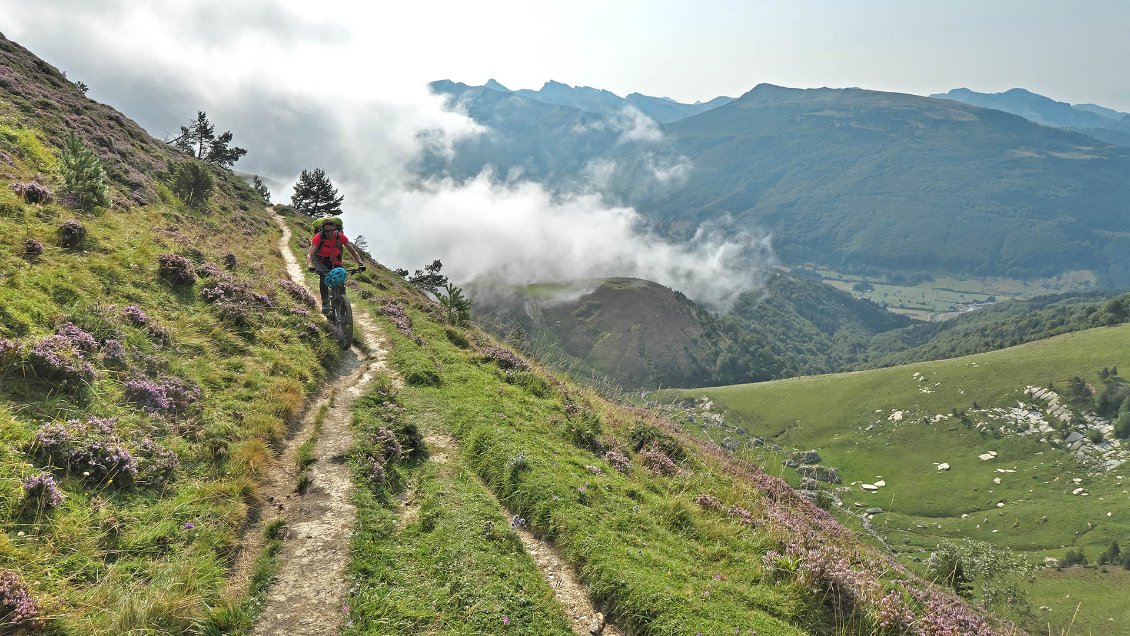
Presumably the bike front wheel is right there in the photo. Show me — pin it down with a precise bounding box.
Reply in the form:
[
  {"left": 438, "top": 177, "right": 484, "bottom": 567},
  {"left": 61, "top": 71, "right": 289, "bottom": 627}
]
[{"left": 331, "top": 294, "right": 353, "bottom": 349}]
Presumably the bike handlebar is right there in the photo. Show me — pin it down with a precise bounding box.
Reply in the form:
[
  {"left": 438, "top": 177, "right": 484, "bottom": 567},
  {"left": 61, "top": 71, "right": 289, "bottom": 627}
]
[{"left": 308, "top": 265, "right": 367, "bottom": 273}]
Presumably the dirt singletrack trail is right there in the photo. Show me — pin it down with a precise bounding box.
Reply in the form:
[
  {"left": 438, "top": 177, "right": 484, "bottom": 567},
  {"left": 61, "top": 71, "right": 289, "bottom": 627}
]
[{"left": 233, "top": 214, "right": 395, "bottom": 635}]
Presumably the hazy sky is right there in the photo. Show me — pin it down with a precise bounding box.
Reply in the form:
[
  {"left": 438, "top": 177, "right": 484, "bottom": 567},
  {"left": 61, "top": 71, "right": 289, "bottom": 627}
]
[{"left": 2, "top": 0, "right": 1127, "bottom": 301}]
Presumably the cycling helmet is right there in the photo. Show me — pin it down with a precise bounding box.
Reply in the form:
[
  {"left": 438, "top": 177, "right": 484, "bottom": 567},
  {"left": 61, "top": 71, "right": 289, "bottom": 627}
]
[
  {"left": 314, "top": 216, "right": 343, "bottom": 232},
  {"left": 324, "top": 266, "right": 348, "bottom": 287}
]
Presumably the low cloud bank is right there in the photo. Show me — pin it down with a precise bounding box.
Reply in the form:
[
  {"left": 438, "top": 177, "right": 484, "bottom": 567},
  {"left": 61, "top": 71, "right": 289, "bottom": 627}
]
[{"left": 354, "top": 174, "right": 775, "bottom": 311}]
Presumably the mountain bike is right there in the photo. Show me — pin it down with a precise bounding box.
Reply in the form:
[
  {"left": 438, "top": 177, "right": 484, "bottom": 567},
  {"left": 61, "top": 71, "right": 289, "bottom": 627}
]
[{"left": 310, "top": 266, "right": 365, "bottom": 349}]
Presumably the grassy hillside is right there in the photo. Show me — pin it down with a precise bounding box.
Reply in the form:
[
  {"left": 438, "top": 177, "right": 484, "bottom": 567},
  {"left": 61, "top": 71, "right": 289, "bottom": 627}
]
[
  {"left": 668, "top": 324, "right": 1130, "bottom": 634},
  {"left": 332, "top": 263, "right": 1015, "bottom": 635},
  {"left": 0, "top": 33, "right": 1017, "bottom": 635}
]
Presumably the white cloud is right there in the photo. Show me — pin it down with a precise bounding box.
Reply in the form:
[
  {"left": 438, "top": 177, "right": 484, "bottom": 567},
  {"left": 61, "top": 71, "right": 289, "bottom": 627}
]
[
  {"left": 352, "top": 175, "right": 774, "bottom": 311},
  {"left": 1, "top": 0, "right": 774, "bottom": 311}
]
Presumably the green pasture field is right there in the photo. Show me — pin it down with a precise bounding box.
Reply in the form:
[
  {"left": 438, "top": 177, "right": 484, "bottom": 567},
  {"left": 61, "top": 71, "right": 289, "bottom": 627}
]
[{"left": 666, "top": 324, "right": 1130, "bottom": 632}]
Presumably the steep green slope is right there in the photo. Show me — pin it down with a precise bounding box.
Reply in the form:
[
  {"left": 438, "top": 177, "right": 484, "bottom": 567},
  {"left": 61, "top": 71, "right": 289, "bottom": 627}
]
[
  {"left": 669, "top": 324, "right": 1130, "bottom": 634},
  {"left": 0, "top": 33, "right": 346, "bottom": 632}
]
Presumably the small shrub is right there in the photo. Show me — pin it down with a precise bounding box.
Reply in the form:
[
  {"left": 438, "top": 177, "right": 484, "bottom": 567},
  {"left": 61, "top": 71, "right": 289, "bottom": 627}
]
[
  {"left": 196, "top": 262, "right": 223, "bottom": 278},
  {"left": 100, "top": 338, "right": 127, "bottom": 366},
  {"left": 638, "top": 444, "right": 681, "bottom": 476},
  {"left": 222, "top": 252, "right": 238, "bottom": 270},
  {"left": 30, "top": 418, "right": 138, "bottom": 487},
  {"left": 373, "top": 427, "right": 403, "bottom": 461},
  {"left": 122, "top": 305, "right": 148, "bottom": 326},
  {"left": 9, "top": 180, "right": 53, "bottom": 204},
  {"left": 694, "top": 493, "right": 725, "bottom": 511},
  {"left": 0, "top": 569, "right": 38, "bottom": 627},
  {"left": 0, "top": 337, "right": 18, "bottom": 369},
  {"left": 22, "top": 472, "right": 64, "bottom": 509},
  {"left": 279, "top": 279, "right": 316, "bottom": 309},
  {"left": 170, "top": 161, "right": 214, "bottom": 208},
  {"left": 135, "top": 437, "right": 179, "bottom": 484},
  {"left": 603, "top": 449, "right": 631, "bottom": 473},
  {"left": 58, "top": 218, "right": 87, "bottom": 248},
  {"left": 20, "top": 237, "right": 43, "bottom": 261},
  {"left": 157, "top": 253, "right": 197, "bottom": 287},
  {"left": 480, "top": 345, "right": 528, "bottom": 371},
  {"left": 25, "top": 333, "right": 97, "bottom": 385},
  {"left": 124, "top": 375, "right": 202, "bottom": 415},
  {"left": 628, "top": 423, "right": 685, "bottom": 461}
]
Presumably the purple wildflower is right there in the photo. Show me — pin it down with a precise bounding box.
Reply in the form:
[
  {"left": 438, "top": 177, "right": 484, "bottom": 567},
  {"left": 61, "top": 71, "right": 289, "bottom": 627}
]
[
  {"left": 21, "top": 238, "right": 43, "bottom": 261},
  {"left": 10, "top": 180, "right": 53, "bottom": 204},
  {"left": 58, "top": 219, "right": 86, "bottom": 248},
  {"left": 378, "top": 300, "right": 414, "bottom": 338},
  {"left": 480, "top": 346, "right": 529, "bottom": 371},
  {"left": 56, "top": 322, "right": 98, "bottom": 352},
  {"left": 195, "top": 262, "right": 223, "bottom": 278},
  {"left": 694, "top": 493, "right": 725, "bottom": 511},
  {"left": 374, "top": 427, "right": 403, "bottom": 461},
  {"left": 0, "top": 569, "right": 38, "bottom": 625},
  {"left": 638, "top": 444, "right": 681, "bottom": 476},
  {"left": 22, "top": 473, "right": 64, "bottom": 509},
  {"left": 122, "top": 305, "right": 149, "bottom": 326},
  {"left": 101, "top": 339, "right": 127, "bottom": 365},
  {"left": 279, "top": 279, "right": 316, "bottom": 308},
  {"left": 25, "top": 333, "right": 97, "bottom": 384},
  {"left": 124, "top": 375, "right": 202, "bottom": 414},
  {"left": 157, "top": 253, "right": 197, "bottom": 287},
  {"left": 603, "top": 449, "right": 631, "bottom": 473}
]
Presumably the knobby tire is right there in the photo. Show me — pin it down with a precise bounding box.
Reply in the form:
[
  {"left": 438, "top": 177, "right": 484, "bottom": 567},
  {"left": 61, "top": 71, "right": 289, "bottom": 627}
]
[{"left": 331, "top": 292, "right": 353, "bottom": 349}]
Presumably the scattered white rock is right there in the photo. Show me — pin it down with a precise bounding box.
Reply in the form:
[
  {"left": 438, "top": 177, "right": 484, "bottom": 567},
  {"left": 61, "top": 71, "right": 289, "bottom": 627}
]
[
  {"left": 1072, "top": 487, "right": 1087, "bottom": 495},
  {"left": 961, "top": 513, "right": 969, "bottom": 518},
  {"left": 889, "top": 411, "right": 905, "bottom": 422},
  {"left": 979, "top": 453, "right": 996, "bottom": 461},
  {"left": 874, "top": 480, "right": 886, "bottom": 487},
  {"left": 996, "top": 502, "right": 1005, "bottom": 508},
  {"left": 861, "top": 484, "right": 879, "bottom": 491},
  {"left": 993, "top": 477, "right": 1002, "bottom": 485},
  {"left": 937, "top": 463, "right": 950, "bottom": 471}
]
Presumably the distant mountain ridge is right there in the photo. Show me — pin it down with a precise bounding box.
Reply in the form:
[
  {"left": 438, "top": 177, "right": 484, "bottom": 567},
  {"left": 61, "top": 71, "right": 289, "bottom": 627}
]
[
  {"left": 932, "top": 87, "right": 1130, "bottom": 147},
  {"left": 463, "top": 78, "right": 733, "bottom": 123},
  {"left": 427, "top": 80, "right": 1130, "bottom": 288}
]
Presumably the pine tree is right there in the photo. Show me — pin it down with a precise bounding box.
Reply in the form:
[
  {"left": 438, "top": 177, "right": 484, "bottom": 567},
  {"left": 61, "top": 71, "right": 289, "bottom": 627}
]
[
  {"left": 169, "top": 111, "right": 246, "bottom": 167},
  {"left": 251, "top": 176, "right": 271, "bottom": 203},
  {"left": 290, "top": 168, "right": 343, "bottom": 217},
  {"left": 439, "top": 283, "right": 472, "bottom": 326},
  {"left": 59, "top": 132, "right": 109, "bottom": 211}
]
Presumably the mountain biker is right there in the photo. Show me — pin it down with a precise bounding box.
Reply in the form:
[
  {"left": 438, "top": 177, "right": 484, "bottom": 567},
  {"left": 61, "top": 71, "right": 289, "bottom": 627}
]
[{"left": 306, "top": 216, "right": 363, "bottom": 315}]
